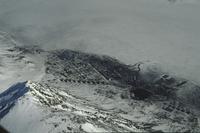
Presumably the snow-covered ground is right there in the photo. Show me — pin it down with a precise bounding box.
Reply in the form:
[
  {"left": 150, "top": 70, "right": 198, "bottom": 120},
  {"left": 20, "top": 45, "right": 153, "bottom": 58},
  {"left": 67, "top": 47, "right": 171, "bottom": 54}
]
[
  {"left": 1, "top": 81, "right": 200, "bottom": 133},
  {"left": 0, "top": 0, "right": 200, "bottom": 83},
  {"left": 0, "top": 0, "right": 200, "bottom": 132},
  {"left": 0, "top": 40, "right": 200, "bottom": 132},
  {"left": 0, "top": 32, "right": 45, "bottom": 92}
]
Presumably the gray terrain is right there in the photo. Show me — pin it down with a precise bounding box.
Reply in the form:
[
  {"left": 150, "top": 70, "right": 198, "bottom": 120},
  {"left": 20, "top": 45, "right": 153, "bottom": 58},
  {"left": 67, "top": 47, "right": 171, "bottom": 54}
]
[
  {"left": 0, "top": 0, "right": 200, "bottom": 132},
  {"left": 0, "top": 32, "right": 200, "bottom": 132}
]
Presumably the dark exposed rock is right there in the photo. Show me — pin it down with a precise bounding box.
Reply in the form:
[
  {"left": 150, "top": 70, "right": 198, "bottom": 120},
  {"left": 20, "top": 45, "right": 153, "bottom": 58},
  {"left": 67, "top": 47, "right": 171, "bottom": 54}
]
[{"left": 130, "top": 88, "right": 153, "bottom": 100}]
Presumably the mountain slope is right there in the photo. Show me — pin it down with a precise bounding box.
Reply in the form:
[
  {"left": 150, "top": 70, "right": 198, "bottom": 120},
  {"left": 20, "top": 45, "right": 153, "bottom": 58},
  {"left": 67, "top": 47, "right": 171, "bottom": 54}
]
[
  {"left": 0, "top": 79, "right": 200, "bottom": 132},
  {"left": 0, "top": 32, "right": 45, "bottom": 93},
  {"left": 0, "top": 33, "right": 200, "bottom": 132},
  {"left": 0, "top": 81, "right": 142, "bottom": 133}
]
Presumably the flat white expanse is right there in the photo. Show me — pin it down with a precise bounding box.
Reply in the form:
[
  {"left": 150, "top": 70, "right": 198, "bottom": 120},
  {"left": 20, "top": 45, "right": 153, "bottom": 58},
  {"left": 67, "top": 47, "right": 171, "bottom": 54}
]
[{"left": 0, "top": 0, "right": 200, "bottom": 83}]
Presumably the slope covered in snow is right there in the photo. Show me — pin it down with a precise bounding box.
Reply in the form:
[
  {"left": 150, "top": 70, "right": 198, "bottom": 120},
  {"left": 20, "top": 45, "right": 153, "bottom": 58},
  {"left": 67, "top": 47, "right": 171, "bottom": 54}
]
[
  {"left": 0, "top": 81, "right": 28, "bottom": 119},
  {"left": 0, "top": 81, "right": 143, "bottom": 132},
  {"left": 1, "top": 32, "right": 200, "bottom": 132},
  {"left": 0, "top": 0, "right": 200, "bottom": 132},
  {"left": 0, "top": 32, "right": 45, "bottom": 92},
  {"left": 1, "top": 80, "right": 200, "bottom": 133},
  {"left": 0, "top": 39, "right": 200, "bottom": 132}
]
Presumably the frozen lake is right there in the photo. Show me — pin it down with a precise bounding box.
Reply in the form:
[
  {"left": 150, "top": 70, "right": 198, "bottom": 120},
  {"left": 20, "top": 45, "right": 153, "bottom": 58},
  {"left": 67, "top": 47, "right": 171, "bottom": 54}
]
[{"left": 0, "top": 0, "right": 200, "bottom": 83}]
